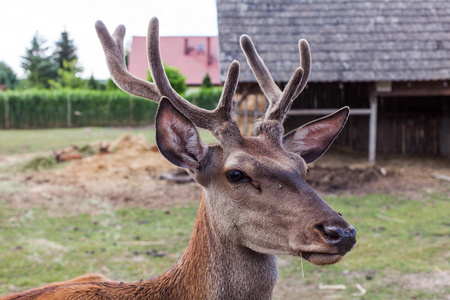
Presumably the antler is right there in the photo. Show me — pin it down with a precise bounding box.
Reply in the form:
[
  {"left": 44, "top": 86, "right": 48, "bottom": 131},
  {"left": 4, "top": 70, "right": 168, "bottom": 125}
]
[
  {"left": 95, "top": 18, "right": 240, "bottom": 138},
  {"left": 240, "top": 35, "right": 311, "bottom": 124}
]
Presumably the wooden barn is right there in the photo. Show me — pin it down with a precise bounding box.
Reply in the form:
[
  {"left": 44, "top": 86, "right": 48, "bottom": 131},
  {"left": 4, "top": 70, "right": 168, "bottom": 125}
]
[{"left": 216, "top": 0, "right": 450, "bottom": 162}]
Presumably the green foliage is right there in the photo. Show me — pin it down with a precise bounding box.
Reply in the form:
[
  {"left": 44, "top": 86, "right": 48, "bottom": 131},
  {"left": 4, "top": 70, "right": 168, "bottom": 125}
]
[
  {"left": 0, "top": 61, "right": 17, "bottom": 90},
  {"left": 0, "top": 90, "right": 157, "bottom": 129},
  {"left": 185, "top": 87, "right": 223, "bottom": 110},
  {"left": 201, "top": 73, "right": 213, "bottom": 89},
  {"left": 21, "top": 33, "right": 58, "bottom": 88},
  {"left": 147, "top": 64, "right": 187, "bottom": 96},
  {"left": 49, "top": 59, "right": 84, "bottom": 89},
  {"left": 53, "top": 30, "right": 78, "bottom": 71}
]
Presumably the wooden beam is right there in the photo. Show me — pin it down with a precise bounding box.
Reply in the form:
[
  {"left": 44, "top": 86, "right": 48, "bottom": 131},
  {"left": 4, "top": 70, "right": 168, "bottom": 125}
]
[
  {"left": 287, "top": 108, "right": 371, "bottom": 116},
  {"left": 369, "top": 92, "right": 378, "bottom": 164}
]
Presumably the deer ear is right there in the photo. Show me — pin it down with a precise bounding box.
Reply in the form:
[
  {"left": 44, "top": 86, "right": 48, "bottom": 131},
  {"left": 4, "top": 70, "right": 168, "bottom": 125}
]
[
  {"left": 156, "top": 97, "right": 208, "bottom": 169},
  {"left": 282, "top": 107, "right": 349, "bottom": 164}
]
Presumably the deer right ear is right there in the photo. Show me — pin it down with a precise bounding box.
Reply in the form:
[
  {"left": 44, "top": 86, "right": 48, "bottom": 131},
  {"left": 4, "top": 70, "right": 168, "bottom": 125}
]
[
  {"left": 282, "top": 107, "right": 349, "bottom": 164},
  {"left": 155, "top": 97, "right": 208, "bottom": 170}
]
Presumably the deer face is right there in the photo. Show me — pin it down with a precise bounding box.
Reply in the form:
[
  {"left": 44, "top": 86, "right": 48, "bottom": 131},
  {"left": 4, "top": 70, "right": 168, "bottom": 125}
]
[{"left": 156, "top": 98, "right": 356, "bottom": 266}]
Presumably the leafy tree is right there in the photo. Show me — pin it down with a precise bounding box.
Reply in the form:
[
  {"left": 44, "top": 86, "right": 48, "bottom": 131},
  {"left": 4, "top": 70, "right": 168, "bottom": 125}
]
[
  {"left": 201, "top": 73, "right": 213, "bottom": 89},
  {"left": 21, "top": 32, "right": 58, "bottom": 88},
  {"left": 49, "top": 59, "right": 84, "bottom": 89},
  {"left": 54, "top": 30, "right": 78, "bottom": 71},
  {"left": 0, "top": 61, "right": 17, "bottom": 90},
  {"left": 147, "top": 64, "right": 187, "bottom": 96}
]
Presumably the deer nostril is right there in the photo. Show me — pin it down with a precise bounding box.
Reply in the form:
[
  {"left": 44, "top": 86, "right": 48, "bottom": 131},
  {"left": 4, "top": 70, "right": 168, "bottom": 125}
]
[
  {"left": 316, "top": 224, "right": 339, "bottom": 240},
  {"left": 323, "top": 226, "right": 342, "bottom": 240},
  {"left": 317, "top": 225, "right": 357, "bottom": 241}
]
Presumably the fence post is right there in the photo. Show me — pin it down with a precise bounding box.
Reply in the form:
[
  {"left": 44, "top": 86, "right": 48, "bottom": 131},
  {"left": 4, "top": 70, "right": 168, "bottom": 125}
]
[
  {"left": 5, "top": 95, "right": 9, "bottom": 129},
  {"left": 67, "top": 94, "right": 72, "bottom": 128},
  {"left": 129, "top": 95, "right": 133, "bottom": 126}
]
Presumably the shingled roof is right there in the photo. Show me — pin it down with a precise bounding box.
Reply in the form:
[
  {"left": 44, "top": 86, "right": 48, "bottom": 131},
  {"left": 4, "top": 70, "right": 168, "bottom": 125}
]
[{"left": 217, "top": 0, "right": 450, "bottom": 83}]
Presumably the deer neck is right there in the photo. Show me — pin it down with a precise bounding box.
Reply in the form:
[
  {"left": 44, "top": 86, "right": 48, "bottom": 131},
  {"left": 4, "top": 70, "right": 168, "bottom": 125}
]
[{"left": 145, "top": 193, "right": 278, "bottom": 300}]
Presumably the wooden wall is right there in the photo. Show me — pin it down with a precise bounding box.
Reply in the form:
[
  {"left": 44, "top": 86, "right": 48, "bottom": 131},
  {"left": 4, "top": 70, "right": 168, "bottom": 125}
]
[{"left": 238, "top": 82, "right": 450, "bottom": 156}]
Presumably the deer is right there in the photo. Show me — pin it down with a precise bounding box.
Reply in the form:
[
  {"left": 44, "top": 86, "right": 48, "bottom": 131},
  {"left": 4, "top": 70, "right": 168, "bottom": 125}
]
[{"left": 1, "top": 17, "right": 356, "bottom": 300}]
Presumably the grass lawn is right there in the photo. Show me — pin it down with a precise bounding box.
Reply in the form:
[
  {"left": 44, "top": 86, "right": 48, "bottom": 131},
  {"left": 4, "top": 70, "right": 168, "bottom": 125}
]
[
  {"left": 0, "top": 127, "right": 217, "bottom": 155},
  {"left": 0, "top": 193, "right": 448, "bottom": 299}
]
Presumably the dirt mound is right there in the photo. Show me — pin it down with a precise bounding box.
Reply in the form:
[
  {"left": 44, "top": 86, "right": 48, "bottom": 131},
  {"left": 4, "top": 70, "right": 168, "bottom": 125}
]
[
  {"left": 307, "top": 165, "right": 387, "bottom": 192},
  {"left": 11, "top": 133, "right": 201, "bottom": 215},
  {"left": 59, "top": 132, "right": 172, "bottom": 181}
]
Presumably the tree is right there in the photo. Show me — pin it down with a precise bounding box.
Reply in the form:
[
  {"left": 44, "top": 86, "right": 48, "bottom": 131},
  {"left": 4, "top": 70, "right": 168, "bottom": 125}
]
[
  {"left": 147, "top": 64, "right": 187, "bottom": 96},
  {"left": 21, "top": 32, "right": 58, "bottom": 88},
  {"left": 201, "top": 73, "right": 213, "bottom": 89},
  {"left": 54, "top": 30, "right": 78, "bottom": 71},
  {"left": 49, "top": 59, "right": 84, "bottom": 89},
  {"left": 0, "top": 61, "right": 17, "bottom": 90},
  {"left": 87, "top": 74, "right": 105, "bottom": 90}
]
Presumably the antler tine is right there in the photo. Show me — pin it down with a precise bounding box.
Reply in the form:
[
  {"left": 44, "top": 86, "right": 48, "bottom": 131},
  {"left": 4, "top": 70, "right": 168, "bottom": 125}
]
[
  {"left": 240, "top": 35, "right": 311, "bottom": 123},
  {"left": 217, "top": 60, "right": 240, "bottom": 113},
  {"left": 292, "top": 39, "right": 311, "bottom": 100},
  {"left": 240, "top": 35, "right": 282, "bottom": 106},
  {"left": 147, "top": 17, "right": 240, "bottom": 135},
  {"left": 265, "top": 67, "right": 304, "bottom": 122},
  {"left": 95, "top": 21, "right": 161, "bottom": 101},
  {"left": 147, "top": 17, "right": 186, "bottom": 104}
]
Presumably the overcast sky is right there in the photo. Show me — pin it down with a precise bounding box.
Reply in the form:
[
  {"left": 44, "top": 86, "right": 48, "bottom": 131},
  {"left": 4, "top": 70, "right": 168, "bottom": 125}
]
[{"left": 1, "top": 0, "right": 218, "bottom": 80}]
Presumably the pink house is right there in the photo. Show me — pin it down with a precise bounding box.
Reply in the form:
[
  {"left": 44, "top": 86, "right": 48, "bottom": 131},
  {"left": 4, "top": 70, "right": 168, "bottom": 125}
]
[{"left": 128, "top": 36, "right": 221, "bottom": 86}]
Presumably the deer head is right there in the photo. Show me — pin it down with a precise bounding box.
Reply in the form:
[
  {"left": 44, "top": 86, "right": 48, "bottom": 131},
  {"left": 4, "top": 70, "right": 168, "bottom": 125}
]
[{"left": 95, "top": 17, "right": 355, "bottom": 266}]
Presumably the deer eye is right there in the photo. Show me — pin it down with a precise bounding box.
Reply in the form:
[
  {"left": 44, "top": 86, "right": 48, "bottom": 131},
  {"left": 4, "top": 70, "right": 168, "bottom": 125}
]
[{"left": 225, "top": 170, "right": 247, "bottom": 182}]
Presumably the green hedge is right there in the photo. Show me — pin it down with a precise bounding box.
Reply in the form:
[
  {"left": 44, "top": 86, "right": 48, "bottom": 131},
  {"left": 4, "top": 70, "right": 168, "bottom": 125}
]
[
  {"left": 0, "top": 90, "right": 158, "bottom": 129},
  {"left": 0, "top": 88, "right": 223, "bottom": 129}
]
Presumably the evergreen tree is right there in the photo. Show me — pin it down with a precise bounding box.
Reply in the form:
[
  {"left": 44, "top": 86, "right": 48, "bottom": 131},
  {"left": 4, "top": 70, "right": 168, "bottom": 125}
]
[
  {"left": 54, "top": 30, "right": 78, "bottom": 71},
  {"left": 49, "top": 59, "right": 84, "bottom": 89},
  {"left": 0, "top": 61, "right": 17, "bottom": 90},
  {"left": 21, "top": 32, "right": 58, "bottom": 88},
  {"left": 201, "top": 73, "right": 213, "bottom": 89},
  {"left": 87, "top": 74, "right": 101, "bottom": 90}
]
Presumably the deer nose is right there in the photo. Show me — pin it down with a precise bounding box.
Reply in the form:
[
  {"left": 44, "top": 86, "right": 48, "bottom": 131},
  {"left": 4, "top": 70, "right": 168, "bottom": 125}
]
[{"left": 317, "top": 224, "right": 356, "bottom": 252}]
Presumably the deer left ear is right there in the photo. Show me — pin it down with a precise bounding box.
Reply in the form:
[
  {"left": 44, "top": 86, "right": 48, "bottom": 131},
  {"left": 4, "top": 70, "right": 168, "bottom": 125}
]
[
  {"left": 156, "top": 97, "right": 208, "bottom": 170},
  {"left": 282, "top": 107, "right": 349, "bottom": 164}
]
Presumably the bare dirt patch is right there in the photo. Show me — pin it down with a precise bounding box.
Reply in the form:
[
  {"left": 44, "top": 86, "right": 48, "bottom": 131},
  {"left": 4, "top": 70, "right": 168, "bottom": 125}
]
[
  {"left": 308, "top": 149, "right": 450, "bottom": 199},
  {"left": 3, "top": 133, "right": 202, "bottom": 216},
  {"left": 1, "top": 134, "right": 449, "bottom": 216}
]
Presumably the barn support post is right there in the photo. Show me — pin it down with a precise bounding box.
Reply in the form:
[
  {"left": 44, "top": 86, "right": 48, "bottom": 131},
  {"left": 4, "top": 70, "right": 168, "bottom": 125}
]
[{"left": 369, "top": 90, "right": 378, "bottom": 164}]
